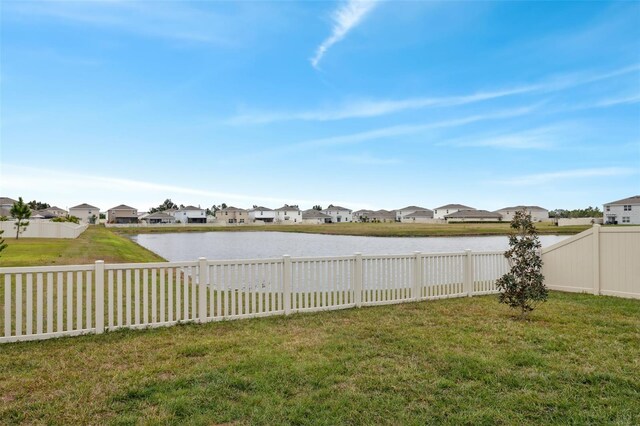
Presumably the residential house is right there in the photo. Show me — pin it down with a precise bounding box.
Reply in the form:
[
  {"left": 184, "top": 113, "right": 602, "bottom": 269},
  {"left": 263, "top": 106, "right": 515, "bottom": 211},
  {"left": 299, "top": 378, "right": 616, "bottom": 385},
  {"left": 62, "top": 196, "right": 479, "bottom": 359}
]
[
  {"left": 401, "top": 210, "right": 436, "bottom": 223},
  {"left": 216, "top": 206, "right": 249, "bottom": 224},
  {"left": 433, "top": 204, "right": 475, "bottom": 219},
  {"left": 248, "top": 206, "right": 276, "bottom": 223},
  {"left": 142, "top": 212, "right": 175, "bottom": 224},
  {"left": 353, "top": 209, "right": 372, "bottom": 222},
  {"left": 107, "top": 204, "right": 138, "bottom": 224},
  {"left": 0, "top": 197, "right": 17, "bottom": 217},
  {"left": 445, "top": 210, "right": 502, "bottom": 223},
  {"left": 274, "top": 205, "right": 302, "bottom": 223},
  {"left": 395, "top": 206, "right": 430, "bottom": 222},
  {"left": 69, "top": 203, "right": 100, "bottom": 224},
  {"left": 174, "top": 205, "right": 207, "bottom": 224},
  {"left": 604, "top": 195, "right": 640, "bottom": 225},
  {"left": 34, "top": 206, "right": 68, "bottom": 219},
  {"left": 302, "top": 209, "right": 332, "bottom": 224},
  {"left": 321, "top": 205, "right": 353, "bottom": 223},
  {"left": 495, "top": 205, "right": 549, "bottom": 222}
]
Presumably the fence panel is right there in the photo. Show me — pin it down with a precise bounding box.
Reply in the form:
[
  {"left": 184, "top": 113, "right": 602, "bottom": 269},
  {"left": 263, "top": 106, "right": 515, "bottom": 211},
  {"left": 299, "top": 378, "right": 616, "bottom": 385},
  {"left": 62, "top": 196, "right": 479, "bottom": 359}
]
[
  {"left": 1, "top": 250, "right": 521, "bottom": 344},
  {"left": 1, "top": 265, "right": 96, "bottom": 343}
]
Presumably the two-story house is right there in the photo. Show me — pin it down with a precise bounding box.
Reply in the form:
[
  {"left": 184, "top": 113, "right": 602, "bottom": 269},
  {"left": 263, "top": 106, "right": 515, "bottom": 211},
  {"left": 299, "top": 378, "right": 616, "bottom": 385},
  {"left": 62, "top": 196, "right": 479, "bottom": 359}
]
[
  {"left": 248, "top": 206, "right": 276, "bottom": 223},
  {"left": 395, "top": 206, "right": 430, "bottom": 222},
  {"left": 604, "top": 195, "right": 640, "bottom": 225},
  {"left": 433, "top": 204, "right": 475, "bottom": 219},
  {"left": 69, "top": 203, "right": 100, "bottom": 224},
  {"left": 217, "top": 206, "right": 249, "bottom": 224},
  {"left": 494, "top": 206, "right": 549, "bottom": 222},
  {"left": 321, "top": 205, "right": 353, "bottom": 223},
  {"left": 107, "top": 204, "right": 138, "bottom": 224},
  {"left": 173, "top": 206, "right": 207, "bottom": 224},
  {"left": 301, "top": 209, "right": 332, "bottom": 224},
  {"left": 274, "top": 205, "right": 302, "bottom": 223}
]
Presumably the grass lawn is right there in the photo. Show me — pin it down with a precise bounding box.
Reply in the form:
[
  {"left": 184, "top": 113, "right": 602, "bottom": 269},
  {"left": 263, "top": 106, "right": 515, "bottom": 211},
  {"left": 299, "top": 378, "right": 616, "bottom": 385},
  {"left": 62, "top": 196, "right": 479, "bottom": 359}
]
[
  {"left": 113, "top": 221, "right": 591, "bottom": 237},
  {"left": 1, "top": 292, "right": 638, "bottom": 425},
  {"left": 0, "top": 226, "right": 165, "bottom": 267}
]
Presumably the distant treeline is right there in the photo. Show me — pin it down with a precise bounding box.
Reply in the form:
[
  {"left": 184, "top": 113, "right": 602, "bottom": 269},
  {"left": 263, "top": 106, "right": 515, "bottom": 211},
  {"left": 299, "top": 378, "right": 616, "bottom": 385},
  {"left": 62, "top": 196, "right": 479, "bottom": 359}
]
[{"left": 549, "top": 207, "right": 602, "bottom": 218}]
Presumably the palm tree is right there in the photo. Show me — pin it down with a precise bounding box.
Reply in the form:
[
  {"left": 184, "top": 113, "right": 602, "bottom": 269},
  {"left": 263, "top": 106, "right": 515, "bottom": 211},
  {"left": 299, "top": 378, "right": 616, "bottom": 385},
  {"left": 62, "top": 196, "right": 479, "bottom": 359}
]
[{"left": 10, "top": 197, "right": 31, "bottom": 239}]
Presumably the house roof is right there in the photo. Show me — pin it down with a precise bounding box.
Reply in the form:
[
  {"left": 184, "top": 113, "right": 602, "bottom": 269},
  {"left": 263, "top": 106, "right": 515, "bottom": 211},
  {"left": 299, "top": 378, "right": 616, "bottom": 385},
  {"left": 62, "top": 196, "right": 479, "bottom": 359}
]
[
  {"left": 275, "top": 205, "right": 300, "bottom": 211},
  {"left": 109, "top": 204, "right": 136, "bottom": 210},
  {"left": 353, "top": 209, "right": 373, "bottom": 215},
  {"left": 0, "top": 197, "right": 17, "bottom": 206},
  {"left": 434, "top": 204, "right": 475, "bottom": 210},
  {"left": 604, "top": 195, "right": 640, "bottom": 206},
  {"left": 220, "top": 206, "right": 247, "bottom": 212},
  {"left": 48, "top": 206, "right": 66, "bottom": 211},
  {"left": 496, "top": 205, "right": 547, "bottom": 212},
  {"left": 445, "top": 209, "right": 502, "bottom": 219},
  {"left": 249, "top": 206, "right": 273, "bottom": 212},
  {"left": 404, "top": 210, "right": 434, "bottom": 218},
  {"left": 70, "top": 203, "right": 99, "bottom": 209},
  {"left": 178, "top": 205, "right": 204, "bottom": 211},
  {"left": 302, "top": 209, "right": 331, "bottom": 219},
  {"left": 398, "top": 205, "right": 427, "bottom": 212},
  {"left": 323, "top": 205, "right": 351, "bottom": 211}
]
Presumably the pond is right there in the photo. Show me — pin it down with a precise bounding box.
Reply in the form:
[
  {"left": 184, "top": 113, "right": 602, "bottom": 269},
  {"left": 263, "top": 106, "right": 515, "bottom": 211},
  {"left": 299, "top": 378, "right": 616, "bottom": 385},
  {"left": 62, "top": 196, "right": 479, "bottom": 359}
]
[{"left": 131, "top": 232, "right": 569, "bottom": 261}]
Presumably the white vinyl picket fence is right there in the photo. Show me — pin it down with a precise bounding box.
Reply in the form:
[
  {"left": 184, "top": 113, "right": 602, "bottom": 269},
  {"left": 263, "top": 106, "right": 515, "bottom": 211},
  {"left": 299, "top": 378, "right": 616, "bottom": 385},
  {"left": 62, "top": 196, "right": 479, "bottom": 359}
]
[{"left": 1, "top": 250, "right": 509, "bottom": 343}]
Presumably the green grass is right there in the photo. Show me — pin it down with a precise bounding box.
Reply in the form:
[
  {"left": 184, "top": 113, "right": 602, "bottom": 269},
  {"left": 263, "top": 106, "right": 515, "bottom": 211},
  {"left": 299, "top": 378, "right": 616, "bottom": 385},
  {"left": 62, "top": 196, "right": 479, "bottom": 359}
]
[
  {"left": 1, "top": 292, "right": 638, "bottom": 425},
  {"left": 113, "top": 221, "right": 591, "bottom": 237},
  {"left": 0, "top": 226, "right": 165, "bottom": 267}
]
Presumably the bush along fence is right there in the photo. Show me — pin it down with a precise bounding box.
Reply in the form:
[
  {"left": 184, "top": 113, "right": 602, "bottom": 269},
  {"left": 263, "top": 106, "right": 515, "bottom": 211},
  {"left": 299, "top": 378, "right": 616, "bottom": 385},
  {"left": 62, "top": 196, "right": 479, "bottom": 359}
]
[{"left": 1, "top": 251, "right": 509, "bottom": 343}]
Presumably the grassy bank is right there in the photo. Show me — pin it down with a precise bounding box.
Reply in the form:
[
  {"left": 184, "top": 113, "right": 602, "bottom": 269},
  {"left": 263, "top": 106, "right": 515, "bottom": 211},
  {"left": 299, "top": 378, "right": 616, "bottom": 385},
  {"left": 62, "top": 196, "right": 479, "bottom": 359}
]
[
  {"left": 1, "top": 292, "right": 638, "bottom": 424},
  {"left": 0, "top": 226, "right": 165, "bottom": 267},
  {"left": 113, "top": 221, "right": 591, "bottom": 237}
]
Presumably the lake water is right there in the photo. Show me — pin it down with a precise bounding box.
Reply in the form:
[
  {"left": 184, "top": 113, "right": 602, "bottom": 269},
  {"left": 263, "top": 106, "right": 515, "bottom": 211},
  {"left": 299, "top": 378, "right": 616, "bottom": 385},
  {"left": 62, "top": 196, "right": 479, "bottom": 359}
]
[{"left": 132, "top": 232, "right": 569, "bottom": 261}]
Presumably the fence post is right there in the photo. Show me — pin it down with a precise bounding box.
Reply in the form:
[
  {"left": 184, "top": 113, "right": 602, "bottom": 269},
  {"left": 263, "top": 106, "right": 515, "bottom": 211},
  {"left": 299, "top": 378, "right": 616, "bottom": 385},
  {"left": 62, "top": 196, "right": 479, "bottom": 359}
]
[
  {"left": 592, "top": 225, "right": 601, "bottom": 295},
  {"left": 464, "top": 249, "right": 473, "bottom": 297},
  {"left": 198, "top": 257, "right": 208, "bottom": 322},
  {"left": 413, "top": 251, "right": 422, "bottom": 301},
  {"left": 354, "top": 253, "right": 363, "bottom": 307},
  {"left": 283, "top": 255, "right": 291, "bottom": 315},
  {"left": 95, "top": 260, "right": 105, "bottom": 334}
]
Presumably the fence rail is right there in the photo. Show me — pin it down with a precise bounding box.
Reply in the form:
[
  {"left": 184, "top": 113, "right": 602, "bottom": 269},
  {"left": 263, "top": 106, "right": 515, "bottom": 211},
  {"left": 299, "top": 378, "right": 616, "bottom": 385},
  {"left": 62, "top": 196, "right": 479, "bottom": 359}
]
[{"left": 1, "top": 251, "right": 508, "bottom": 343}]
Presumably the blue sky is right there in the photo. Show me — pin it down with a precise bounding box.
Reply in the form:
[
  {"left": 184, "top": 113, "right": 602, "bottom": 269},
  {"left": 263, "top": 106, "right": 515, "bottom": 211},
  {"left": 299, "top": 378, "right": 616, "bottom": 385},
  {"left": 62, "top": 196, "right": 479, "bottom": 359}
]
[{"left": 1, "top": 0, "right": 639, "bottom": 212}]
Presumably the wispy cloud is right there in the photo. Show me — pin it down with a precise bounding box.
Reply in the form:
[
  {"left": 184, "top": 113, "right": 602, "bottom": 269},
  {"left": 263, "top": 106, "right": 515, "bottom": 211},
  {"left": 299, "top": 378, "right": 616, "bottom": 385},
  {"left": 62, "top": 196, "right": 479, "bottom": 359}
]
[
  {"left": 440, "top": 125, "right": 577, "bottom": 150},
  {"left": 310, "top": 0, "right": 377, "bottom": 69},
  {"left": 229, "top": 64, "right": 640, "bottom": 124},
  {"left": 4, "top": 1, "right": 236, "bottom": 46},
  {"left": 490, "top": 167, "right": 637, "bottom": 186},
  {"left": 292, "top": 104, "right": 538, "bottom": 149},
  {"left": 0, "top": 164, "right": 371, "bottom": 211}
]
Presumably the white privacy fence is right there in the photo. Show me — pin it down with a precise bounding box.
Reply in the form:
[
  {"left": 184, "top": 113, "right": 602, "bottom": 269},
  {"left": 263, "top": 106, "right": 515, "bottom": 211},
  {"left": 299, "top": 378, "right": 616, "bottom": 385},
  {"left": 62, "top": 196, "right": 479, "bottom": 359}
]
[{"left": 1, "top": 250, "right": 509, "bottom": 343}]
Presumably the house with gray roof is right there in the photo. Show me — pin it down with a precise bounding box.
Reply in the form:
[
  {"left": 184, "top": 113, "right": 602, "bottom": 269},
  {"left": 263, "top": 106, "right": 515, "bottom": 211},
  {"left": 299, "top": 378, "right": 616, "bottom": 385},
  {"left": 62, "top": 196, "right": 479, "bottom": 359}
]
[
  {"left": 321, "top": 204, "right": 353, "bottom": 223},
  {"left": 0, "top": 197, "right": 17, "bottom": 217},
  {"left": 395, "top": 205, "right": 428, "bottom": 222},
  {"left": 174, "top": 205, "right": 207, "bottom": 223},
  {"left": 248, "top": 206, "right": 276, "bottom": 223},
  {"left": 433, "top": 204, "right": 475, "bottom": 219},
  {"left": 401, "top": 209, "right": 437, "bottom": 223},
  {"left": 108, "top": 204, "right": 138, "bottom": 224},
  {"left": 302, "top": 209, "right": 332, "bottom": 224},
  {"left": 69, "top": 203, "right": 100, "bottom": 224},
  {"left": 445, "top": 209, "right": 502, "bottom": 223},
  {"left": 142, "top": 211, "right": 176, "bottom": 224},
  {"left": 495, "top": 205, "right": 549, "bottom": 222},
  {"left": 274, "top": 205, "right": 301, "bottom": 223},
  {"left": 604, "top": 195, "right": 640, "bottom": 225},
  {"left": 216, "top": 206, "right": 248, "bottom": 224}
]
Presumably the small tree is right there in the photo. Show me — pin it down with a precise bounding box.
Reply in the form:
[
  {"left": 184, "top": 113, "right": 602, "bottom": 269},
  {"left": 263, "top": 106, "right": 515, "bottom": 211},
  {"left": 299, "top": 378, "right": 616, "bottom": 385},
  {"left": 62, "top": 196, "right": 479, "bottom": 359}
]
[
  {"left": 496, "top": 209, "right": 547, "bottom": 319},
  {"left": 10, "top": 197, "right": 31, "bottom": 239},
  {"left": 312, "top": 205, "right": 323, "bottom": 211}
]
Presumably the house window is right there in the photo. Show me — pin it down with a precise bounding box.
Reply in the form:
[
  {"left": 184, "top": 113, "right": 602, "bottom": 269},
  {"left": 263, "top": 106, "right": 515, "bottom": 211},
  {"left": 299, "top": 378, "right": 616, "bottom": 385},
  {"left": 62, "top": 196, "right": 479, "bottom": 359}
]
[
  {"left": 624, "top": 205, "right": 632, "bottom": 211},
  {"left": 622, "top": 217, "right": 630, "bottom": 223},
  {"left": 228, "top": 219, "right": 233, "bottom": 224},
  {"left": 606, "top": 206, "right": 610, "bottom": 211},
  {"left": 240, "top": 219, "right": 245, "bottom": 223}
]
